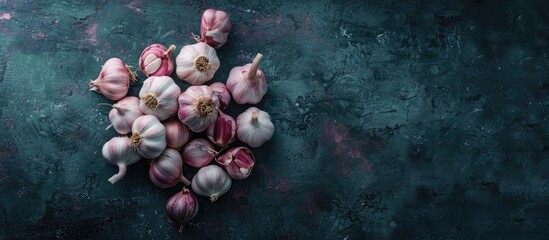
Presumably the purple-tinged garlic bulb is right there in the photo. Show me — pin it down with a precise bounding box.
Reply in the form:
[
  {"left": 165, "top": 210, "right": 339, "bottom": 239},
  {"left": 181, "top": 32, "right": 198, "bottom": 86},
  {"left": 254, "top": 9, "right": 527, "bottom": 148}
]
[
  {"left": 191, "top": 165, "right": 232, "bottom": 202},
  {"left": 236, "top": 107, "right": 274, "bottom": 148},
  {"left": 196, "top": 9, "right": 231, "bottom": 49},
  {"left": 181, "top": 138, "right": 217, "bottom": 168},
  {"left": 130, "top": 115, "right": 166, "bottom": 159},
  {"left": 89, "top": 58, "right": 136, "bottom": 101},
  {"left": 177, "top": 85, "right": 220, "bottom": 132},
  {"left": 139, "top": 76, "right": 181, "bottom": 121},
  {"left": 166, "top": 187, "right": 199, "bottom": 233},
  {"left": 216, "top": 147, "right": 255, "bottom": 180},
  {"left": 101, "top": 96, "right": 143, "bottom": 134},
  {"left": 226, "top": 53, "right": 267, "bottom": 104},
  {"left": 163, "top": 118, "right": 192, "bottom": 150},
  {"left": 175, "top": 42, "right": 220, "bottom": 85},
  {"left": 102, "top": 136, "right": 141, "bottom": 184},
  {"left": 149, "top": 148, "right": 191, "bottom": 188},
  {"left": 139, "top": 44, "right": 176, "bottom": 77}
]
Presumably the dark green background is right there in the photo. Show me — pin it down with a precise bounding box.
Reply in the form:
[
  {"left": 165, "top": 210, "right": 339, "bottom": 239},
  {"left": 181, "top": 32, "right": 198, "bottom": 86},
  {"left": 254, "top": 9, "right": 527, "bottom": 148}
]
[{"left": 1, "top": 0, "right": 549, "bottom": 239}]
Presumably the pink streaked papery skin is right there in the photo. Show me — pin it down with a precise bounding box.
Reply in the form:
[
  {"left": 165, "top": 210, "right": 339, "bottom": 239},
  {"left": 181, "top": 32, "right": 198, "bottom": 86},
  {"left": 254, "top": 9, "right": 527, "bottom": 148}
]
[
  {"left": 139, "top": 44, "right": 176, "bottom": 77},
  {"left": 175, "top": 42, "right": 220, "bottom": 85},
  {"left": 236, "top": 107, "right": 275, "bottom": 148},
  {"left": 102, "top": 136, "right": 141, "bottom": 184},
  {"left": 191, "top": 165, "right": 232, "bottom": 202},
  {"left": 131, "top": 115, "right": 166, "bottom": 159},
  {"left": 177, "top": 85, "right": 220, "bottom": 132},
  {"left": 209, "top": 82, "right": 231, "bottom": 110},
  {"left": 216, "top": 147, "right": 255, "bottom": 180},
  {"left": 163, "top": 118, "right": 192, "bottom": 149},
  {"left": 89, "top": 58, "right": 136, "bottom": 101},
  {"left": 166, "top": 187, "right": 199, "bottom": 233},
  {"left": 149, "top": 148, "right": 191, "bottom": 188},
  {"left": 226, "top": 53, "right": 267, "bottom": 104},
  {"left": 139, "top": 76, "right": 181, "bottom": 121},
  {"left": 181, "top": 138, "right": 217, "bottom": 168},
  {"left": 207, "top": 111, "right": 236, "bottom": 147},
  {"left": 107, "top": 96, "right": 143, "bottom": 134},
  {"left": 198, "top": 9, "right": 231, "bottom": 49}
]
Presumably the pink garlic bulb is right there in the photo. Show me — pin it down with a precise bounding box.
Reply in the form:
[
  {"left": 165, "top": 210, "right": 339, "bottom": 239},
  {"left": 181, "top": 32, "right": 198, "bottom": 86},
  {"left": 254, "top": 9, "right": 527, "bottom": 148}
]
[
  {"left": 226, "top": 53, "right": 267, "bottom": 104},
  {"left": 163, "top": 118, "right": 192, "bottom": 149},
  {"left": 166, "top": 187, "right": 199, "bottom": 233},
  {"left": 207, "top": 111, "right": 236, "bottom": 147},
  {"left": 139, "top": 44, "right": 176, "bottom": 77},
  {"left": 175, "top": 42, "right": 220, "bottom": 85},
  {"left": 209, "top": 82, "right": 231, "bottom": 110},
  {"left": 103, "top": 96, "right": 143, "bottom": 134},
  {"left": 89, "top": 58, "right": 137, "bottom": 101},
  {"left": 181, "top": 138, "right": 217, "bottom": 168},
  {"left": 102, "top": 136, "right": 141, "bottom": 184},
  {"left": 130, "top": 115, "right": 167, "bottom": 159},
  {"left": 139, "top": 76, "right": 181, "bottom": 121},
  {"left": 237, "top": 107, "right": 274, "bottom": 148},
  {"left": 216, "top": 147, "right": 255, "bottom": 180},
  {"left": 149, "top": 148, "right": 191, "bottom": 188},
  {"left": 177, "top": 85, "right": 220, "bottom": 132},
  {"left": 197, "top": 9, "right": 231, "bottom": 49},
  {"left": 191, "top": 165, "right": 232, "bottom": 202}
]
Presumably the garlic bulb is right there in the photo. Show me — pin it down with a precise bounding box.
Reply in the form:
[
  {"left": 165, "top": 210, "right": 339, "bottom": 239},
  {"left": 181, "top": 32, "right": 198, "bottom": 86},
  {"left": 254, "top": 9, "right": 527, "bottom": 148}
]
[
  {"left": 102, "top": 136, "right": 141, "bottom": 184},
  {"left": 149, "top": 148, "right": 191, "bottom": 188},
  {"left": 236, "top": 107, "right": 274, "bottom": 148},
  {"left": 89, "top": 58, "right": 137, "bottom": 101},
  {"left": 209, "top": 82, "right": 231, "bottom": 110},
  {"left": 139, "top": 44, "right": 176, "bottom": 77},
  {"left": 181, "top": 138, "right": 217, "bottom": 168},
  {"left": 102, "top": 96, "right": 143, "bottom": 134},
  {"left": 175, "top": 42, "right": 220, "bottom": 85},
  {"left": 130, "top": 115, "right": 167, "bottom": 159},
  {"left": 139, "top": 76, "right": 181, "bottom": 121},
  {"left": 166, "top": 187, "right": 199, "bottom": 233},
  {"left": 163, "top": 118, "right": 192, "bottom": 149},
  {"left": 207, "top": 111, "right": 236, "bottom": 147},
  {"left": 177, "top": 85, "right": 220, "bottom": 132},
  {"left": 216, "top": 147, "right": 255, "bottom": 180},
  {"left": 196, "top": 9, "right": 231, "bottom": 49},
  {"left": 191, "top": 165, "right": 232, "bottom": 202},
  {"left": 226, "top": 53, "right": 267, "bottom": 104}
]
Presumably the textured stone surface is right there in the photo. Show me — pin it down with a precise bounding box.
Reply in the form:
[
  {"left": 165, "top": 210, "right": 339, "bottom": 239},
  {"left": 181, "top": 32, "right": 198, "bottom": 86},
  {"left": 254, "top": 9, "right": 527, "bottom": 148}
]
[{"left": 1, "top": 0, "right": 549, "bottom": 239}]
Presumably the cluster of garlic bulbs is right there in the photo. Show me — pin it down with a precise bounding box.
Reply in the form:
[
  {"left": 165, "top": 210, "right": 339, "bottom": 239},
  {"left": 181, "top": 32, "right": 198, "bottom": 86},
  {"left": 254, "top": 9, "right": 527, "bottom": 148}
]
[{"left": 89, "top": 8, "right": 275, "bottom": 234}]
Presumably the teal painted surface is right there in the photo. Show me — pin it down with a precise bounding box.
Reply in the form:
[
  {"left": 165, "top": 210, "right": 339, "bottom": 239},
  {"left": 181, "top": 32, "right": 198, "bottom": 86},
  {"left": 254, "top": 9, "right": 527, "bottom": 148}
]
[{"left": 1, "top": 0, "right": 549, "bottom": 239}]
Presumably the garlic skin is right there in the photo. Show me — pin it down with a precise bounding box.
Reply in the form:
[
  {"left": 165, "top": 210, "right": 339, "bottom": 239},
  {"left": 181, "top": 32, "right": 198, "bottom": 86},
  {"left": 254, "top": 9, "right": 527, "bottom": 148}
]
[
  {"left": 226, "top": 53, "right": 267, "bottom": 104},
  {"left": 139, "top": 76, "right": 181, "bottom": 121},
  {"left": 209, "top": 82, "right": 231, "bottom": 110},
  {"left": 191, "top": 165, "right": 232, "bottom": 202},
  {"left": 197, "top": 9, "right": 231, "bottom": 49},
  {"left": 163, "top": 118, "right": 192, "bottom": 149},
  {"left": 166, "top": 187, "right": 199, "bottom": 233},
  {"left": 130, "top": 115, "right": 167, "bottom": 159},
  {"left": 216, "top": 147, "right": 255, "bottom": 180},
  {"left": 102, "top": 136, "right": 141, "bottom": 184},
  {"left": 89, "top": 58, "right": 137, "bottom": 101},
  {"left": 149, "top": 148, "right": 191, "bottom": 188},
  {"left": 175, "top": 42, "right": 220, "bottom": 85},
  {"left": 237, "top": 107, "right": 274, "bottom": 148},
  {"left": 106, "top": 96, "right": 143, "bottom": 134},
  {"left": 139, "top": 44, "right": 176, "bottom": 77},
  {"left": 181, "top": 138, "right": 217, "bottom": 168},
  {"left": 207, "top": 111, "right": 236, "bottom": 147},
  {"left": 178, "top": 85, "right": 220, "bottom": 132}
]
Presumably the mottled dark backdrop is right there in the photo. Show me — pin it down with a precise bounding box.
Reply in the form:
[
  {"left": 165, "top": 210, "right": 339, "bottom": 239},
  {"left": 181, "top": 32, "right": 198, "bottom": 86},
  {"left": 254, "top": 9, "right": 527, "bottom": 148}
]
[{"left": 1, "top": 0, "right": 549, "bottom": 239}]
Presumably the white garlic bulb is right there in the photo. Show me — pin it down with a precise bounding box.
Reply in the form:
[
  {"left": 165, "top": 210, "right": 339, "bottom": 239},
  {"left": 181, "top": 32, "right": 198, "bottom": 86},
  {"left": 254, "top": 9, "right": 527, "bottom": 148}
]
[
  {"left": 175, "top": 42, "right": 220, "bottom": 85},
  {"left": 191, "top": 165, "right": 232, "bottom": 202},
  {"left": 130, "top": 115, "right": 167, "bottom": 159},
  {"left": 102, "top": 136, "right": 141, "bottom": 184},
  {"left": 139, "top": 76, "right": 181, "bottom": 121},
  {"left": 105, "top": 96, "right": 143, "bottom": 134},
  {"left": 236, "top": 107, "right": 274, "bottom": 148}
]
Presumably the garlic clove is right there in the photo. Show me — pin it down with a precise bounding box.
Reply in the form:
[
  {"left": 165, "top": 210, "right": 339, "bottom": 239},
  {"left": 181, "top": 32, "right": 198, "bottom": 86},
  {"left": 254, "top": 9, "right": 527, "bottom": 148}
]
[
  {"left": 166, "top": 187, "right": 199, "bottom": 233},
  {"left": 216, "top": 147, "right": 255, "bottom": 180},
  {"left": 226, "top": 53, "right": 267, "bottom": 104},
  {"left": 191, "top": 165, "right": 232, "bottom": 202},
  {"left": 144, "top": 53, "right": 157, "bottom": 66},
  {"left": 102, "top": 136, "right": 141, "bottom": 184},
  {"left": 181, "top": 138, "right": 217, "bottom": 168},
  {"left": 209, "top": 82, "right": 231, "bottom": 110},
  {"left": 207, "top": 111, "right": 236, "bottom": 147},
  {"left": 144, "top": 58, "right": 162, "bottom": 74},
  {"left": 236, "top": 107, "right": 274, "bottom": 148}
]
